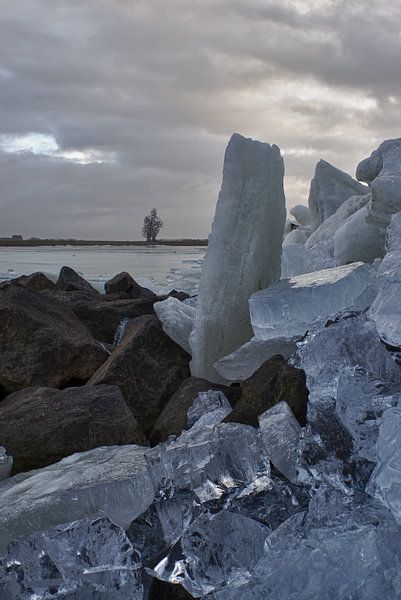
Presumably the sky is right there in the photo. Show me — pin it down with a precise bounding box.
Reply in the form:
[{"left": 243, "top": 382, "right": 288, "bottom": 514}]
[{"left": 0, "top": 0, "right": 400, "bottom": 240}]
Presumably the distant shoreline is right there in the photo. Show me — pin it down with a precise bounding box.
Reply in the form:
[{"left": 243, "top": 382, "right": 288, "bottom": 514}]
[{"left": 0, "top": 239, "right": 208, "bottom": 248}]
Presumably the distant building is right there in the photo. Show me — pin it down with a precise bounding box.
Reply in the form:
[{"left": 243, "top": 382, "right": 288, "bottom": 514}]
[{"left": 11, "top": 235, "right": 23, "bottom": 240}]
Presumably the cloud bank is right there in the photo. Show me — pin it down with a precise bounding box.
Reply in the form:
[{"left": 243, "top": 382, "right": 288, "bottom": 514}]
[{"left": 0, "top": 0, "right": 400, "bottom": 239}]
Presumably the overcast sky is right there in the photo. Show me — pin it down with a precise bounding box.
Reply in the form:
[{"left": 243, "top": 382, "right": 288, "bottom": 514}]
[{"left": 0, "top": 0, "right": 400, "bottom": 239}]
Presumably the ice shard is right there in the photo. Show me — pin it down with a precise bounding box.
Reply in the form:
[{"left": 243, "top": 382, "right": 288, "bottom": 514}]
[
  {"left": 333, "top": 205, "right": 385, "bottom": 264},
  {"left": 258, "top": 402, "right": 301, "bottom": 483},
  {"left": 386, "top": 211, "right": 401, "bottom": 252},
  {"left": 367, "top": 407, "right": 401, "bottom": 524},
  {"left": 0, "top": 445, "right": 154, "bottom": 553},
  {"left": 357, "top": 137, "right": 401, "bottom": 228},
  {"left": 369, "top": 251, "right": 401, "bottom": 347},
  {"left": 154, "top": 296, "right": 195, "bottom": 354},
  {"left": 250, "top": 262, "right": 377, "bottom": 341},
  {"left": 190, "top": 133, "right": 286, "bottom": 383},
  {"left": 152, "top": 510, "right": 270, "bottom": 597},
  {"left": 0, "top": 517, "right": 143, "bottom": 600},
  {"left": 214, "top": 336, "right": 297, "bottom": 382},
  {"left": 308, "top": 159, "right": 367, "bottom": 232},
  {"left": 187, "top": 390, "right": 231, "bottom": 429}
]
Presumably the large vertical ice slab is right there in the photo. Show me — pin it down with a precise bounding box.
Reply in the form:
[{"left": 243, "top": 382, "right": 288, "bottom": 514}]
[
  {"left": 250, "top": 262, "right": 377, "bottom": 341},
  {"left": 190, "top": 133, "right": 286, "bottom": 383},
  {"left": 357, "top": 138, "right": 401, "bottom": 228},
  {"left": 308, "top": 159, "right": 367, "bottom": 232},
  {"left": 334, "top": 205, "right": 385, "bottom": 265}
]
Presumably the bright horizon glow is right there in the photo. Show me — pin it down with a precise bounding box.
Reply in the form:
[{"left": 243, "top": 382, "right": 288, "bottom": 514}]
[{"left": 0, "top": 133, "right": 116, "bottom": 165}]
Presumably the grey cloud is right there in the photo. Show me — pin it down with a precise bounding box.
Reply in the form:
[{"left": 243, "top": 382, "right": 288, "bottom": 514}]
[{"left": 0, "top": 0, "right": 400, "bottom": 239}]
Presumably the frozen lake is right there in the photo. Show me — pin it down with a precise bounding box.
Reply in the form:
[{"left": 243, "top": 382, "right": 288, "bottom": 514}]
[{"left": 0, "top": 245, "right": 205, "bottom": 293}]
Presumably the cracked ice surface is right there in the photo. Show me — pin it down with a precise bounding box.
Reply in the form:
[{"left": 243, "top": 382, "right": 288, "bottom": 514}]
[
  {"left": 146, "top": 421, "right": 271, "bottom": 504},
  {"left": 152, "top": 510, "right": 270, "bottom": 596},
  {"left": 0, "top": 445, "right": 154, "bottom": 554},
  {"left": 250, "top": 262, "right": 377, "bottom": 341},
  {"left": 294, "top": 314, "right": 401, "bottom": 464},
  {"left": 0, "top": 517, "right": 143, "bottom": 600}
]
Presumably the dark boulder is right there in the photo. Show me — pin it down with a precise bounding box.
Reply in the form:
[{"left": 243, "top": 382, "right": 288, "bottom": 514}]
[
  {"left": 0, "top": 272, "right": 55, "bottom": 292},
  {"left": 224, "top": 354, "right": 308, "bottom": 427},
  {"left": 89, "top": 315, "right": 190, "bottom": 436},
  {"left": 56, "top": 266, "right": 100, "bottom": 295},
  {"left": 150, "top": 377, "right": 241, "bottom": 445},
  {"left": 0, "top": 286, "right": 108, "bottom": 394},
  {"left": 43, "top": 289, "right": 161, "bottom": 344},
  {"left": 104, "top": 272, "right": 155, "bottom": 300},
  {"left": 0, "top": 384, "right": 146, "bottom": 474},
  {"left": 149, "top": 580, "right": 194, "bottom": 599}
]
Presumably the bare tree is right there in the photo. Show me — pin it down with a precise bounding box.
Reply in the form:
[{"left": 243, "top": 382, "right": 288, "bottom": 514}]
[{"left": 142, "top": 208, "right": 164, "bottom": 243}]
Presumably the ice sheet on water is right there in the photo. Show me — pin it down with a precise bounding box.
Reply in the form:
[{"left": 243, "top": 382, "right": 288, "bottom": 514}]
[
  {"left": 250, "top": 262, "right": 377, "bottom": 341},
  {"left": 154, "top": 296, "right": 195, "bottom": 354},
  {"left": 0, "top": 517, "right": 143, "bottom": 600},
  {"left": 214, "top": 336, "right": 298, "bottom": 382},
  {"left": 0, "top": 445, "right": 154, "bottom": 554},
  {"left": 152, "top": 510, "right": 270, "bottom": 597},
  {"left": 258, "top": 402, "right": 301, "bottom": 483},
  {"left": 145, "top": 422, "right": 271, "bottom": 505},
  {"left": 187, "top": 390, "right": 231, "bottom": 429},
  {"left": 0, "top": 447, "right": 13, "bottom": 481}
]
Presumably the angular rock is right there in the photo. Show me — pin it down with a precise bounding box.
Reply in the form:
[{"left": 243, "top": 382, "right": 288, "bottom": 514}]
[
  {"left": 89, "top": 315, "right": 190, "bottom": 435},
  {"left": 0, "top": 444, "right": 154, "bottom": 553},
  {"left": 105, "top": 271, "right": 155, "bottom": 299},
  {"left": 215, "top": 336, "right": 298, "bottom": 382},
  {"left": 56, "top": 265, "right": 100, "bottom": 295},
  {"left": 44, "top": 289, "right": 160, "bottom": 343},
  {"left": 154, "top": 296, "right": 195, "bottom": 354},
  {"left": 258, "top": 401, "right": 301, "bottom": 483},
  {"left": 334, "top": 205, "right": 385, "bottom": 265},
  {"left": 0, "top": 517, "right": 143, "bottom": 600},
  {"left": 0, "top": 272, "right": 56, "bottom": 292},
  {"left": 0, "top": 385, "right": 146, "bottom": 474},
  {"left": 149, "top": 377, "right": 238, "bottom": 445},
  {"left": 369, "top": 251, "right": 401, "bottom": 347},
  {"left": 190, "top": 133, "right": 286, "bottom": 383},
  {"left": 308, "top": 159, "right": 367, "bottom": 232},
  {"left": 0, "top": 286, "right": 108, "bottom": 394},
  {"left": 357, "top": 137, "right": 401, "bottom": 228},
  {"left": 250, "top": 262, "right": 377, "bottom": 341},
  {"left": 224, "top": 355, "right": 308, "bottom": 427}
]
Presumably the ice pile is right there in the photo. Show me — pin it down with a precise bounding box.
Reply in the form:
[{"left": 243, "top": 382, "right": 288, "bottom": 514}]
[
  {"left": 0, "top": 447, "right": 13, "bottom": 481},
  {"left": 2, "top": 133, "right": 401, "bottom": 598}
]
